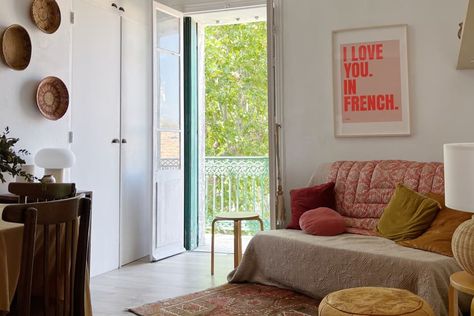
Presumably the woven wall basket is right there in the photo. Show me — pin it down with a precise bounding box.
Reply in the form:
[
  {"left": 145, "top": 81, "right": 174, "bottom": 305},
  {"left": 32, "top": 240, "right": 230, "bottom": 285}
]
[
  {"left": 31, "top": 0, "right": 61, "bottom": 34},
  {"left": 36, "top": 76, "right": 69, "bottom": 120},
  {"left": 0, "top": 25, "right": 32, "bottom": 71}
]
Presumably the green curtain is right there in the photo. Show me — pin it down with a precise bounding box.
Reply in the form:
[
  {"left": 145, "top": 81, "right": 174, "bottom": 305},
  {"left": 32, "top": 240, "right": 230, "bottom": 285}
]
[{"left": 184, "top": 17, "right": 199, "bottom": 250}]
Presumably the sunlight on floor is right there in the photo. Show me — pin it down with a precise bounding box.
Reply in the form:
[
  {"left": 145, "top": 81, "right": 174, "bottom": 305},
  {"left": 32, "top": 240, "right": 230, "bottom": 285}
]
[{"left": 194, "top": 233, "right": 253, "bottom": 253}]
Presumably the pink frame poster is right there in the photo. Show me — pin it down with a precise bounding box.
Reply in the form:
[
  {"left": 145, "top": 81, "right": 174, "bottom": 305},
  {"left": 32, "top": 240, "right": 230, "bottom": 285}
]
[{"left": 332, "top": 24, "right": 410, "bottom": 137}]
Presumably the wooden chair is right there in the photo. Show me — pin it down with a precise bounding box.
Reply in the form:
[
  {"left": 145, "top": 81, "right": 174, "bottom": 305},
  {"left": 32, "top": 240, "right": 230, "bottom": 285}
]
[
  {"left": 3, "top": 196, "right": 92, "bottom": 316},
  {"left": 8, "top": 183, "right": 77, "bottom": 203},
  {"left": 1, "top": 206, "right": 38, "bottom": 316}
]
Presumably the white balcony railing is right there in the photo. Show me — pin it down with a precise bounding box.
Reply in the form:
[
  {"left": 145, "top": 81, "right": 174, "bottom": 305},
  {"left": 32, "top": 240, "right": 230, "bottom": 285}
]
[{"left": 204, "top": 156, "right": 270, "bottom": 233}]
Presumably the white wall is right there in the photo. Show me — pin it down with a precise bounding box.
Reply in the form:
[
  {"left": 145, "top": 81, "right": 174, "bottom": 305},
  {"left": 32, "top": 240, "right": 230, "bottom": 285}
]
[
  {"left": 280, "top": 0, "right": 474, "bottom": 199},
  {"left": 0, "top": 0, "right": 71, "bottom": 169}
]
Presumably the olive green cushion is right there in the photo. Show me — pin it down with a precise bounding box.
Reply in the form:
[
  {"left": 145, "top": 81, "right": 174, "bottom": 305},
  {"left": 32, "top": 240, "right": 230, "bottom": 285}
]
[{"left": 376, "top": 184, "right": 440, "bottom": 241}]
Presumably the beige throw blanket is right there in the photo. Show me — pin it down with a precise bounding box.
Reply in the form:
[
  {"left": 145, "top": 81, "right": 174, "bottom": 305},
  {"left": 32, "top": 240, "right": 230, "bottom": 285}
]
[{"left": 228, "top": 230, "right": 468, "bottom": 315}]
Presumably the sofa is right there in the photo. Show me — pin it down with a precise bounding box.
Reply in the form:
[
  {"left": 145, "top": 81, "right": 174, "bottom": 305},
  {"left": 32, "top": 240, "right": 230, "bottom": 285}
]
[{"left": 228, "top": 160, "right": 469, "bottom": 316}]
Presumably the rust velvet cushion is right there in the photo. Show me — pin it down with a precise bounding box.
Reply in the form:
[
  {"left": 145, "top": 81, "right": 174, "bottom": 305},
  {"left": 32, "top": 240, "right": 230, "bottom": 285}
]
[
  {"left": 398, "top": 193, "right": 472, "bottom": 256},
  {"left": 287, "top": 182, "right": 336, "bottom": 230},
  {"left": 299, "top": 207, "right": 346, "bottom": 236}
]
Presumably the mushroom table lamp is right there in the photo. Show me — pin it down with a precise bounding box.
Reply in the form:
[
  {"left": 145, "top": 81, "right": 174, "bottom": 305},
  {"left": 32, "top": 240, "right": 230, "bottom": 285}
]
[
  {"left": 444, "top": 143, "right": 474, "bottom": 275},
  {"left": 35, "top": 148, "right": 76, "bottom": 183}
]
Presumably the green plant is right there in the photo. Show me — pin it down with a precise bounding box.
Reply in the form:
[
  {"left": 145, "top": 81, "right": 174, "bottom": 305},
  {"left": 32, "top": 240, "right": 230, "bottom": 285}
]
[
  {"left": 0, "top": 127, "right": 35, "bottom": 183},
  {"left": 204, "top": 23, "right": 270, "bottom": 235},
  {"left": 205, "top": 22, "right": 268, "bottom": 157}
]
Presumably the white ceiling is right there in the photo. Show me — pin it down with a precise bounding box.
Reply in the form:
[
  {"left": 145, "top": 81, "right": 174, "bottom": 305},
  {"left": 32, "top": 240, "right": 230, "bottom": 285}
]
[
  {"left": 157, "top": 0, "right": 266, "bottom": 14},
  {"left": 191, "top": 6, "right": 267, "bottom": 26}
]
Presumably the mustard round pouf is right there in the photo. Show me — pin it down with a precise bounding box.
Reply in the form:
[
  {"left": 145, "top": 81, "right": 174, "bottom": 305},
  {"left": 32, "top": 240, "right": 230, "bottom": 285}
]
[{"left": 318, "top": 287, "right": 435, "bottom": 316}]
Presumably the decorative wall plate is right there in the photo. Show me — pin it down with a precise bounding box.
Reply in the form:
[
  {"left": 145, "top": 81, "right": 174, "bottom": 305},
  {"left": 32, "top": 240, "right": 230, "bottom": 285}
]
[
  {"left": 0, "top": 25, "right": 32, "bottom": 71},
  {"left": 31, "top": 0, "right": 61, "bottom": 34},
  {"left": 36, "top": 76, "right": 69, "bottom": 120}
]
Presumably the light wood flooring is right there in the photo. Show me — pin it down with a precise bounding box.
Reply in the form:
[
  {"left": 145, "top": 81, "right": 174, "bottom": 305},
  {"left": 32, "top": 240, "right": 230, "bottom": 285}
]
[
  {"left": 195, "top": 234, "right": 252, "bottom": 253},
  {"left": 90, "top": 252, "right": 234, "bottom": 316}
]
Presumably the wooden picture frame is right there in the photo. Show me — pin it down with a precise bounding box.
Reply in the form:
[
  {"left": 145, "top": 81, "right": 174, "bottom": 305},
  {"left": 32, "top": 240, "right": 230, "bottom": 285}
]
[{"left": 332, "top": 24, "right": 410, "bottom": 137}]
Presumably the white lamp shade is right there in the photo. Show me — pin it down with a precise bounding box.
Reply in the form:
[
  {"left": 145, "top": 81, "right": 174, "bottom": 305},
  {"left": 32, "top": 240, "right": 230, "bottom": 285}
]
[
  {"left": 444, "top": 143, "right": 474, "bottom": 213},
  {"left": 35, "top": 148, "right": 76, "bottom": 169}
]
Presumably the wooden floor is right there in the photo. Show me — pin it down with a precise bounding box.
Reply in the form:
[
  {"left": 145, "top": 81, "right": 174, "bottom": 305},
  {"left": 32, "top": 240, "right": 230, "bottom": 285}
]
[
  {"left": 195, "top": 233, "right": 252, "bottom": 253},
  {"left": 90, "top": 252, "right": 235, "bottom": 316}
]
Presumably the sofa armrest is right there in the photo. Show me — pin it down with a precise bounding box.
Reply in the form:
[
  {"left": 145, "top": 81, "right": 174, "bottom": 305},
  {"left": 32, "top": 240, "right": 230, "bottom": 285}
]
[{"left": 307, "top": 162, "right": 332, "bottom": 187}]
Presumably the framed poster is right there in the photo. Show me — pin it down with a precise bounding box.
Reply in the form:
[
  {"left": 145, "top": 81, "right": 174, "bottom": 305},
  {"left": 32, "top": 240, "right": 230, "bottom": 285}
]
[{"left": 332, "top": 24, "right": 410, "bottom": 137}]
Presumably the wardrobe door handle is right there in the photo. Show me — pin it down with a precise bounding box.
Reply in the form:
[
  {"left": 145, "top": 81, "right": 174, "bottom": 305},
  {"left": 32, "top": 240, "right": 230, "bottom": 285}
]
[
  {"left": 112, "top": 138, "right": 120, "bottom": 144},
  {"left": 111, "top": 3, "right": 118, "bottom": 9},
  {"left": 119, "top": 7, "right": 125, "bottom": 12},
  {"left": 121, "top": 139, "right": 127, "bottom": 144}
]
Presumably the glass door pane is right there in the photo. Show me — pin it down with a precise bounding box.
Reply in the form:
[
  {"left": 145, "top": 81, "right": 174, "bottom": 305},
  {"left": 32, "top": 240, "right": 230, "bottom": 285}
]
[
  {"left": 152, "top": 3, "right": 184, "bottom": 261},
  {"left": 159, "top": 131, "right": 181, "bottom": 170},
  {"left": 155, "top": 10, "right": 180, "bottom": 53},
  {"left": 156, "top": 53, "right": 180, "bottom": 129}
]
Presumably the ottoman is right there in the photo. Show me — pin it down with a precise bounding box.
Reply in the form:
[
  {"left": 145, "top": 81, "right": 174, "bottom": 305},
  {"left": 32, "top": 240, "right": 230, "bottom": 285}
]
[{"left": 319, "top": 287, "right": 435, "bottom": 316}]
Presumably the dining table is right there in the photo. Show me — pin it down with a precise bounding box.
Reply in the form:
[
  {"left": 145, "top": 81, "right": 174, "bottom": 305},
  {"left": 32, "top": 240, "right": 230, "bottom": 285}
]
[{"left": 0, "top": 203, "right": 93, "bottom": 316}]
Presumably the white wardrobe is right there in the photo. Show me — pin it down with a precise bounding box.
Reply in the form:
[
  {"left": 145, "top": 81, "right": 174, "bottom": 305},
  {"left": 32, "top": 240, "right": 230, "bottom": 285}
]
[{"left": 71, "top": 0, "right": 152, "bottom": 276}]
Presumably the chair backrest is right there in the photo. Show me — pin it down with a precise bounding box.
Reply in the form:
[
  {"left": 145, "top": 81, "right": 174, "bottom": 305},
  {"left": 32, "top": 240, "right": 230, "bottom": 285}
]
[
  {"left": 8, "top": 183, "right": 77, "bottom": 203},
  {"left": 3, "top": 196, "right": 91, "bottom": 316},
  {"left": 1, "top": 206, "right": 37, "bottom": 316}
]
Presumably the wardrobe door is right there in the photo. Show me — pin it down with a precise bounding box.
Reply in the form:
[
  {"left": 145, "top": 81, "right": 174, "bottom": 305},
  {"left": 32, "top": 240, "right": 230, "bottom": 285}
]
[
  {"left": 119, "top": 6, "right": 153, "bottom": 266},
  {"left": 71, "top": 0, "right": 121, "bottom": 276}
]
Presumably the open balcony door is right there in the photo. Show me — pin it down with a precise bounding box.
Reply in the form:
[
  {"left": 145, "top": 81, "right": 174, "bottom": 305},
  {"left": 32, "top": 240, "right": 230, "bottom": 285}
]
[
  {"left": 152, "top": 2, "right": 185, "bottom": 261},
  {"left": 267, "top": 0, "right": 281, "bottom": 229}
]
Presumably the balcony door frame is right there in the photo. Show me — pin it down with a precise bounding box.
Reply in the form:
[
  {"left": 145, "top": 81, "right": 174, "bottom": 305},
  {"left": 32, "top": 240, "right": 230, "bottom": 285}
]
[
  {"left": 183, "top": 1, "right": 281, "bottom": 252},
  {"left": 152, "top": 2, "right": 186, "bottom": 261},
  {"left": 267, "top": 0, "right": 283, "bottom": 228},
  {"left": 153, "top": 0, "right": 283, "bottom": 253}
]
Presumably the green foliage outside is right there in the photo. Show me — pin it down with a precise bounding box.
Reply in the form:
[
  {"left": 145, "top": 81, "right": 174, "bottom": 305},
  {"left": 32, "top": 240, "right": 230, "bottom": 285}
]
[
  {"left": 205, "top": 22, "right": 268, "bottom": 157},
  {"left": 204, "top": 22, "right": 270, "bottom": 235}
]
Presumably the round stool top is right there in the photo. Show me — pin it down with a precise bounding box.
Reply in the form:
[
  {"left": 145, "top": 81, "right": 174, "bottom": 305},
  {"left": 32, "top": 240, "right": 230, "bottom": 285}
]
[
  {"left": 214, "top": 212, "right": 260, "bottom": 220},
  {"left": 450, "top": 271, "right": 474, "bottom": 295},
  {"left": 325, "top": 287, "right": 426, "bottom": 315}
]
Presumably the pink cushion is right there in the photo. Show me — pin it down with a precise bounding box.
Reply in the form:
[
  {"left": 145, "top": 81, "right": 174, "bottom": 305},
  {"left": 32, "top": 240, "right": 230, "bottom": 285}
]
[
  {"left": 287, "top": 182, "right": 335, "bottom": 230},
  {"left": 299, "top": 207, "right": 346, "bottom": 236},
  {"left": 326, "top": 160, "right": 444, "bottom": 234}
]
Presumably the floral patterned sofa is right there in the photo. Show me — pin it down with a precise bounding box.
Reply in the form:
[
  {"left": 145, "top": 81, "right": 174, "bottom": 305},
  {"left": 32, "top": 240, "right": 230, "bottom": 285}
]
[
  {"left": 229, "top": 160, "right": 467, "bottom": 316},
  {"left": 324, "top": 160, "right": 445, "bottom": 235}
]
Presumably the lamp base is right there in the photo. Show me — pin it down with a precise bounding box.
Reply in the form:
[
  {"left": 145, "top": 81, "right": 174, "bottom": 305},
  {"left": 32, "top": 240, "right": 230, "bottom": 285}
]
[
  {"left": 452, "top": 215, "right": 474, "bottom": 274},
  {"left": 44, "top": 168, "right": 65, "bottom": 183}
]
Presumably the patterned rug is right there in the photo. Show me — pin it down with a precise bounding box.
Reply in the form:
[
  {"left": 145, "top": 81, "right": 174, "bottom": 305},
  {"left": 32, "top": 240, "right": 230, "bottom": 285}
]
[{"left": 128, "top": 283, "right": 320, "bottom": 316}]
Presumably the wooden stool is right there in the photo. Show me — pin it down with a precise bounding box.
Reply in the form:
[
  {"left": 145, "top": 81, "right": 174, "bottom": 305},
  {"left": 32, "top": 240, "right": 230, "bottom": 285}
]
[
  {"left": 449, "top": 271, "right": 474, "bottom": 315},
  {"left": 319, "top": 287, "right": 435, "bottom": 316},
  {"left": 211, "top": 212, "right": 264, "bottom": 275}
]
